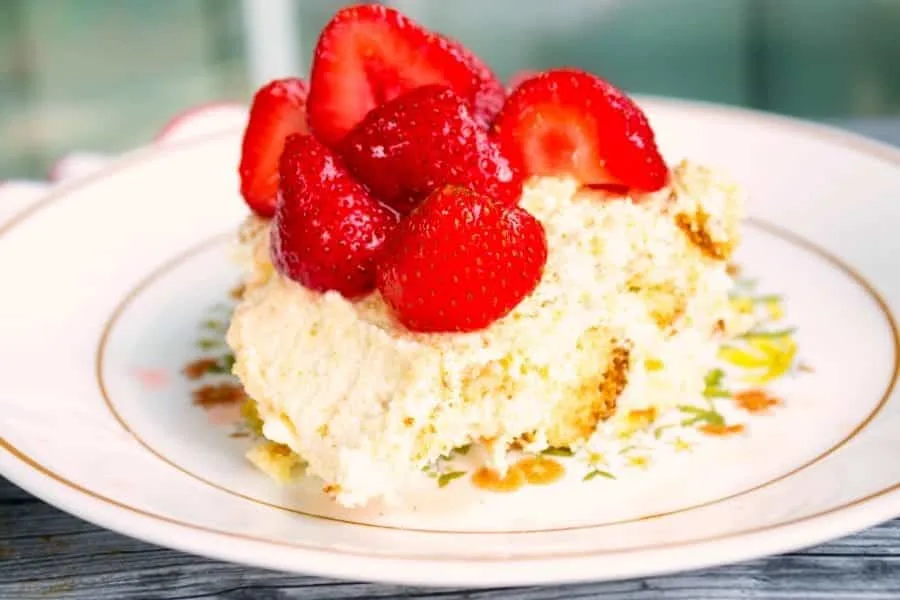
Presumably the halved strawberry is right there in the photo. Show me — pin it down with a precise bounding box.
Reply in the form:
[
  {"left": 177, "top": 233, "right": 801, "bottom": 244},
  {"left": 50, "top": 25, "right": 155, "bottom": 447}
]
[
  {"left": 306, "top": 4, "right": 494, "bottom": 147},
  {"left": 272, "top": 134, "right": 398, "bottom": 298},
  {"left": 507, "top": 69, "right": 538, "bottom": 93},
  {"left": 493, "top": 69, "right": 668, "bottom": 192},
  {"left": 340, "top": 85, "right": 521, "bottom": 215},
  {"left": 377, "top": 186, "right": 547, "bottom": 333},
  {"left": 238, "top": 78, "right": 309, "bottom": 217}
]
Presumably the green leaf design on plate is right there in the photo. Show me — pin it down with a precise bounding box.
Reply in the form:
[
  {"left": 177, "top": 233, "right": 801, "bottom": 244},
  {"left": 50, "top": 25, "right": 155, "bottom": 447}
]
[
  {"left": 583, "top": 469, "right": 615, "bottom": 481},
  {"left": 201, "top": 318, "right": 226, "bottom": 331},
  {"left": 197, "top": 338, "right": 222, "bottom": 351},
  {"left": 541, "top": 447, "right": 574, "bottom": 458},
  {"left": 437, "top": 471, "right": 466, "bottom": 488},
  {"left": 454, "top": 443, "right": 472, "bottom": 456},
  {"left": 737, "top": 328, "right": 796, "bottom": 340},
  {"left": 702, "top": 368, "right": 730, "bottom": 398},
  {"left": 206, "top": 354, "right": 236, "bottom": 374},
  {"left": 678, "top": 404, "right": 725, "bottom": 427}
]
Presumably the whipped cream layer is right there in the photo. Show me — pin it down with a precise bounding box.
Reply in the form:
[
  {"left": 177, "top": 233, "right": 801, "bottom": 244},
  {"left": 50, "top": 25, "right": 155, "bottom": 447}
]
[{"left": 226, "top": 160, "right": 745, "bottom": 507}]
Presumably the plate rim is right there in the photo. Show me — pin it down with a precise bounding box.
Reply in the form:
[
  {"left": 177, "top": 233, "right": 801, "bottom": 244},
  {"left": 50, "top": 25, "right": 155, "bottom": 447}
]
[
  {"left": 92, "top": 220, "right": 898, "bottom": 538},
  {"left": 5, "top": 436, "right": 900, "bottom": 586},
  {"left": 3, "top": 95, "right": 900, "bottom": 585}
]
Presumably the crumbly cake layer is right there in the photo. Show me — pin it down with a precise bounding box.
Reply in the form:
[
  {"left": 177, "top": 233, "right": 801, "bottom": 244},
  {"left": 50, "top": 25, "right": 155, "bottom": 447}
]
[{"left": 226, "top": 160, "right": 745, "bottom": 506}]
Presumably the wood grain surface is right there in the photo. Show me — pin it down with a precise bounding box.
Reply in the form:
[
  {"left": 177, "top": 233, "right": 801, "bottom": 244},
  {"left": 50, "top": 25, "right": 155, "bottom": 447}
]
[{"left": 4, "top": 477, "right": 900, "bottom": 599}]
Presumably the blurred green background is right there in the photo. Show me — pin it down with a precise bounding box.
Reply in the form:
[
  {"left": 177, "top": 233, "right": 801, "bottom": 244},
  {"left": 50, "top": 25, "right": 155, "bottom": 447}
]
[{"left": 2, "top": 0, "right": 899, "bottom": 178}]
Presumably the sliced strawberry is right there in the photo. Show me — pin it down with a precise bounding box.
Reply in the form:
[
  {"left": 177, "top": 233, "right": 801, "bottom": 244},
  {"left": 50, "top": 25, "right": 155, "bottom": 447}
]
[
  {"left": 341, "top": 85, "right": 521, "bottom": 215},
  {"left": 507, "top": 69, "right": 539, "bottom": 93},
  {"left": 272, "top": 134, "right": 398, "bottom": 298},
  {"left": 238, "top": 78, "right": 309, "bottom": 217},
  {"left": 438, "top": 34, "right": 505, "bottom": 126},
  {"left": 377, "top": 186, "right": 547, "bottom": 333},
  {"left": 307, "top": 4, "right": 491, "bottom": 147},
  {"left": 493, "top": 69, "right": 668, "bottom": 192}
]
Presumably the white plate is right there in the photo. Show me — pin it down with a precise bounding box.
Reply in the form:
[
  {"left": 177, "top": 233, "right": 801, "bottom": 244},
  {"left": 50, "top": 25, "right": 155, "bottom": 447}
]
[{"left": 2, "top": 97, "right": 900, "bottom": 587}]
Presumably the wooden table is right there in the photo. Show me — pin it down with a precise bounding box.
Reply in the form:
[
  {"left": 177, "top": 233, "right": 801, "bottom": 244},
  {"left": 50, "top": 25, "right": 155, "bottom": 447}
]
[{"left": 4, "top": 119, "right": 900, "bottom": 600}]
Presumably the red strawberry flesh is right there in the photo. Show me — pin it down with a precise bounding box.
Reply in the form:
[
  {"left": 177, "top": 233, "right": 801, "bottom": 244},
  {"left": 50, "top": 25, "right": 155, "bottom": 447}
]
[
  {"left": 493, "top": 68, "right": 668, "bottom": 192},
  {"left": 239, "top": 78, "right": 309, "bottom": 217},
  {"left": 377, "top": 186, "right": 547, "bottom": 332},
  {"left": 306, "top": 4, "right": 496, "bottom": 147},
  {"left": 272, "top": 134, "right": 398, "bottom": 298}
]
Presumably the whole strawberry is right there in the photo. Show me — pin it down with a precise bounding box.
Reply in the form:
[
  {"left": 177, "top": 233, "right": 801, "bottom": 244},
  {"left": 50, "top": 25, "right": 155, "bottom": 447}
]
[
  {"left": 377, "top": 186, "right": 547, "bottom": 332},
  {"left": 272, "top": 134, "right": 398, "bottom": 298},
  {"left": 341, "top": 85, "right": 522, "bottom": 215},
  {"left": 239, "top": 78, "right": 309, "bottom": 217}
]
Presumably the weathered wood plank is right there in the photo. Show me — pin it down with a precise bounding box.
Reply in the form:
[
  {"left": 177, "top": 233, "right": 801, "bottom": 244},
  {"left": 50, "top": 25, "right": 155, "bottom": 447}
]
[
  {"left": 4, "top": 477, "right": 900, "bottom": 599},
  {"left": 5, "top": 553, "right": 900, "bottom": 600},
  {"left": 0, "top": 478, "right": 39, "bottom": 504},
  {"left": 4, "top": 478, "right": 900, "bottom": 555}
]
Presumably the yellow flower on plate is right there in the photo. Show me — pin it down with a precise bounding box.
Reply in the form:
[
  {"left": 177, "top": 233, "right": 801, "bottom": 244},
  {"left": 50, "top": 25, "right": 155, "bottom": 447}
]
[
  {"left": 673, "top": 438, "right": 692, "bottom": 452},
  {"left": 644, "top": 357, "right": 664, "bottom": 372},
  {"left": 729, "top": 296, "right": 755, "bottom": 315},
  {"left": 627, "top": 456, "right": 651, "bottom": 469},
  {"left": 765, "top": 298, "right": 785, "bottom": 321},
  {"left": 588, "top": 452, "right": 606, "bottom": 466},
  {"left": 718, "top": 334, "right": 797, "bottom": 384}
]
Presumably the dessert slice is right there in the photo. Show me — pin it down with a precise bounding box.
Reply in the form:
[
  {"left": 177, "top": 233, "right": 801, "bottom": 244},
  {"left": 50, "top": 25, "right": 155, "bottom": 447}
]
[
  {"left": 228, "top": 6, "right": 745, "bottom": 507},
  {"left": 229, "top": 165, "right": 744, "bottom": 506}
]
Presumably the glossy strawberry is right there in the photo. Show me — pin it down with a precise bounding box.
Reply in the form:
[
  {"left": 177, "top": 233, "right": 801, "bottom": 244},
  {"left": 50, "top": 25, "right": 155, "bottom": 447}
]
[
  {"left": 377, "top": 186, "right": 547, "bottom": 332},
  {"left": 238, "top": 78, "right": 309, "bottom": 217},
  {"left": 272, "top": 134, "right": 398, "bottom": 297},
  {"left": 438, "top": 34, "right": 505, "bottom": 126},
  {"left": 507, "top": 69, "right": 538, "bottom": 92},
  {"left": 341, "top": 85, "right": 521, "bottom": 215},
  {"left": 493, "top": 69, "right": 668, "bottom": 192},
  {"left": 306, "top": 4, "right": 496, "bottom": 147}
]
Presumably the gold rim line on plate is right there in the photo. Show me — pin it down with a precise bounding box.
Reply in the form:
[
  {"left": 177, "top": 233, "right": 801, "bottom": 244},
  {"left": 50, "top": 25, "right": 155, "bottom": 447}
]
[
  {"left": 5, "top": 431, "right": 900, "bottom": 564},
  {"left": 0, "top": 102, "right": 897, "bottom": 560},
  {"left": 90, "top": 219, "right": 900, "bottom": 536},
  {"left": 2, "top": 215, "right": 899, "bottom": 562}
]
